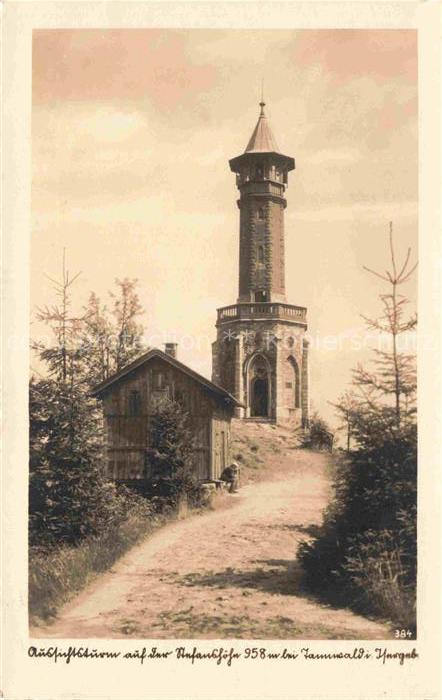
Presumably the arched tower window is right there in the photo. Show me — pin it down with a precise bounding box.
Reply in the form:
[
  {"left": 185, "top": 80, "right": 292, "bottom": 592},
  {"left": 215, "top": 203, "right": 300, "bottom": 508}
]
[
  {"left": 257, "top": 207, "right": 265, "bottom": 220},
  {"left": 255, "top": 163, "right": 264, "bottom": 180},
  {"left": 257, "top": 245, "right": 264, "bottom": 263}
]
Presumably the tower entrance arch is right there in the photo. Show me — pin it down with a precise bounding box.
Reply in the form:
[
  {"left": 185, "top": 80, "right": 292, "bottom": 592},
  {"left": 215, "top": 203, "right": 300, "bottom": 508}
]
[
  {"left": 251, "top": 377, "right": 268, "bottom": 417},
  {"left": 248, "top": 354, "right": 271, "bottom": 418}
]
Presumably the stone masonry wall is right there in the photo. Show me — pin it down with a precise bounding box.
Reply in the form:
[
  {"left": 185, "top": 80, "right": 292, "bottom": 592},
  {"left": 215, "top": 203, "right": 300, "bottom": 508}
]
[
  {"left": 267, "top": 199, "right": 285, "bottom": 298},
  {"left": 214, "top": 318, "right": 307, "bottom": 425},
  {"left": 238, "top": 195, "right": 285, "bottom": 302},
  {"left": 301, "top": 339, "right": 310, "bottom": 427}
]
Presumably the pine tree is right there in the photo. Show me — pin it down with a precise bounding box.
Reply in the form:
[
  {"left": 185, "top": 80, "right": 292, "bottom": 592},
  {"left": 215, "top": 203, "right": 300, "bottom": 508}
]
[
  {"left": 147, "top": 399, "right": 197, "bottom": 503},
  {"left": 29, "top": 376, "right": 113, "bottom": 546},
  {"left": 331, "top": 391, "right": 358, "bottom": 452},
  {"left": 33, "top": 250, "right": 85, "bottom": 386},
  {"left": 30, "top": 254, "right": 112, "bottom": 546},
  {"left": 300, "top": 223, "right": 418, "bottom": 629},
  {"left": 353, "top": 222, "right": 417, "bottom": 437},
  {"left": 332, "top": 223, "right": 417, "bottom": 450}
]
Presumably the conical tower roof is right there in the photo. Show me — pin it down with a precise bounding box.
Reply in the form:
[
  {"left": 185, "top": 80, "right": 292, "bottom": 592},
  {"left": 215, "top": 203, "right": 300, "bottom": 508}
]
[
  {"left": 229, "top": 100, "right": 294, "bottom": 174},
  {"left": 244, "top": 101, "right": 279, "bottom": 153}
]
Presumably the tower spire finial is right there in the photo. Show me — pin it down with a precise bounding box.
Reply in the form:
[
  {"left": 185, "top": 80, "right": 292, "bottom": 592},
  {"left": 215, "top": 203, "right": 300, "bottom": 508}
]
[{"left": 260, "top": 78, "right": 265, "bottom": 115}]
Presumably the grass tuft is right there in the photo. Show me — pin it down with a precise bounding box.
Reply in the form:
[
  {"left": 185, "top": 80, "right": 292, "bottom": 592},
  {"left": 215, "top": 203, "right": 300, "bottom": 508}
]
[{"left": 29, "top": 510, "right": 168, "bottom": 623}]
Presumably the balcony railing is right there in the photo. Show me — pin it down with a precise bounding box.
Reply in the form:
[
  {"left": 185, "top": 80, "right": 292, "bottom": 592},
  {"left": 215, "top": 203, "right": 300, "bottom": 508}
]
[{"left": 217, "top": 302, "right": 307, "bottom": 324}]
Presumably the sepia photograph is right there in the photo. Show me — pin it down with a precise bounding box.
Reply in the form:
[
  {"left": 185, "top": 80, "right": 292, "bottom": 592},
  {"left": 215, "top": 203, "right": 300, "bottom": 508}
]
[{"left": 27, "top": 27, "right": 419, "bottom": 643}]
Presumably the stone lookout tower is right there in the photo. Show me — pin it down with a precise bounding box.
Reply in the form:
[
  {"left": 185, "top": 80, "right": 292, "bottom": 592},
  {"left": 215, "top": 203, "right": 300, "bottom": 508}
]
[{"left": 212, "top": 100, "right": 309, "bottom": 426}]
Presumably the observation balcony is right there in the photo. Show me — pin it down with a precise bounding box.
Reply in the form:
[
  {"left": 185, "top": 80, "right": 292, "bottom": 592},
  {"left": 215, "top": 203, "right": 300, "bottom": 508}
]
[{"left": 216, "top": 302, "right": 307, "bottom": 326}]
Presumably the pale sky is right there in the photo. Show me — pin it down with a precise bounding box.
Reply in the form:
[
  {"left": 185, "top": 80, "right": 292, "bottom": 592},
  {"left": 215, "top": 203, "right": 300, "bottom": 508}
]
[{"left": 31, "top": 29, "right": 418, "bottom": 427}]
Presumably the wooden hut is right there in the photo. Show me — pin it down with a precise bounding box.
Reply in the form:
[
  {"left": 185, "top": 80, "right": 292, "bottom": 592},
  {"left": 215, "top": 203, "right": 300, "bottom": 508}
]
[{"left": 91, "top": 345, "right": 241, "bottom": 483}]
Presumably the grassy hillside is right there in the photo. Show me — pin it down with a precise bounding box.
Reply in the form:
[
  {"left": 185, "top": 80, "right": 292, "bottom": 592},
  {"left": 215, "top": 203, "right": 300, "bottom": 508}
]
[{"left": 230, "top": 419, "right": 304, "bottom": 485}]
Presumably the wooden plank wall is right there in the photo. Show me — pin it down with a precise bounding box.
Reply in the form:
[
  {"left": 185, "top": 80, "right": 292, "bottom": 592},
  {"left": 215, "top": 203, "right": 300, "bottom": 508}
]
[{"left": 101, "top": 357, "right": 232, "bottom": 482}]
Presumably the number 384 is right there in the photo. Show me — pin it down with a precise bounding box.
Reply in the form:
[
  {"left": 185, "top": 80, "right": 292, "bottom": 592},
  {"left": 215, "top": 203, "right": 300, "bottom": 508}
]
[{"left": 395, "top": 629, "right": 413, "bottom": 638}]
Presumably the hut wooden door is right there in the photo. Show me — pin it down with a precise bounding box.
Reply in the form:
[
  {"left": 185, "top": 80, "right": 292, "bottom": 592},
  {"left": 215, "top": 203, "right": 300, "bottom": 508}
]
[
  {"left": 194, "top": 420, "right": 210, "bottom": 481},
  {"left": 211, "top": 419, "right": 225, "bottom": 480},
  {"left": 212, "top": 418, "right": 229, "bottom": 479},
  {"left": 220, "top": 430, "right": 226, "bottom": 473}
]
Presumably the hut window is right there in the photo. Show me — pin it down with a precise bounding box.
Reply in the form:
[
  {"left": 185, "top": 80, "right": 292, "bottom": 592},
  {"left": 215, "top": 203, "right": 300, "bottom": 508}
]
[
  {"left": 153, "top": 370, "right": 165, "bottom": 390},
  {"left": 128, "top": 389, "right": 141, "bottom": 417}
]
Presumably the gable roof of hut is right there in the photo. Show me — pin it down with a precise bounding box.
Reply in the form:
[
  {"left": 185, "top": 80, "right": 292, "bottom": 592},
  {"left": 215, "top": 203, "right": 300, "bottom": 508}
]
[{"left": 91, "top": 347, "right": 242, "bottom": 407}]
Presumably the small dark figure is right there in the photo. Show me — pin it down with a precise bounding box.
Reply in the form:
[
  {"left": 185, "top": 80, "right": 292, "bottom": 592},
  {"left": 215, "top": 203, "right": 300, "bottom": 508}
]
[{"left": 221, "top": 461, "right": 240, "bottom": 493}]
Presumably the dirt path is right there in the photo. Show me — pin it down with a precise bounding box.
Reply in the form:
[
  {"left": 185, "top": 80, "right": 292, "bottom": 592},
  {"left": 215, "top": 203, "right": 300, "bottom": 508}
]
[{"left": 31, "top": 450, "right": 391, "bottom": 640}]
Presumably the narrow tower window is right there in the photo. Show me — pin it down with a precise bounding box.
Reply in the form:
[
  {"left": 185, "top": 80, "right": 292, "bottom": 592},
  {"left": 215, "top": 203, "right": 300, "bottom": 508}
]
[
  {"left": 257, "top": 245, "right": 264, "bottom": 263},
  {"left": 255, "top": 290, "right": 268, "bottom": 302},
  {"left": 258, "top": 207, "right": 264, "bottom": 220}
]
